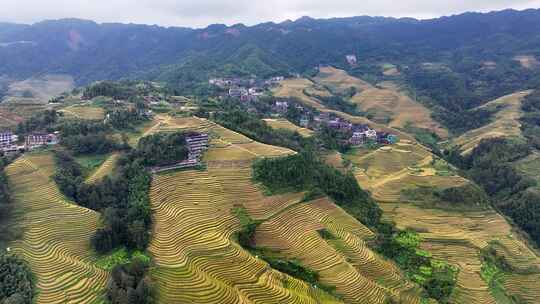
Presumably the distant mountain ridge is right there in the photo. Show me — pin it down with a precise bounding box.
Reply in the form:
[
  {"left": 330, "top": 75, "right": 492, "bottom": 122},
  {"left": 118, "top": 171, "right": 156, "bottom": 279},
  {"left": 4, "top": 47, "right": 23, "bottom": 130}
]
[{"left": 0, "top": 9, "right": 539, "bottom": 84}]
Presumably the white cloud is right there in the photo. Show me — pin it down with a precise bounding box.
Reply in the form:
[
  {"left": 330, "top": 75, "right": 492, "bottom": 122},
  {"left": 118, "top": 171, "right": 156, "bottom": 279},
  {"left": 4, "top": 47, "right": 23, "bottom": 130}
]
[{"left": 1, "top": 0, "right": 540, "bottom": 27}]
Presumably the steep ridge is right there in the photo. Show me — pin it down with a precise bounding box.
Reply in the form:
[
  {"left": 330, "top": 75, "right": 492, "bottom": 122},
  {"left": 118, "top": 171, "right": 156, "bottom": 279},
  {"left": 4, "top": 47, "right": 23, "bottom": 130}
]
[
  {"left": 452, "top": 90, "right": 532, "bottom": 154},
  {"left": 314, "top": 67, "right": 448, "bottom": 138},
  {"left": 5, "top": 153, "right": 108, "bottom": 304},
  {"left": 147, "top": 116, "right": 422, "bottom": 303}
]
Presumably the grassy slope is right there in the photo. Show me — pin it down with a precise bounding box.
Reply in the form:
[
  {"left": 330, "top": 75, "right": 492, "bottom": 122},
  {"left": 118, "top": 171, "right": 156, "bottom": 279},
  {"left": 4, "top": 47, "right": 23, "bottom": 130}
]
[
  {"left": 452, "top": 90, "right": 532, "bottom": 155},
  {"left": 273, "top": 80, "right": 540, "bottom": 303}
]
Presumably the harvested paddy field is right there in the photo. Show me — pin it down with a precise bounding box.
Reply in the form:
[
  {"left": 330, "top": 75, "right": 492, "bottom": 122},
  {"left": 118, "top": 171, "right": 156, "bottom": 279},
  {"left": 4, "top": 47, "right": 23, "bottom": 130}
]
[
  {"left": 345, "top": 137, "right": 540, "bottom": 303},
  {"left": 314, "top": 67, "right": 448, "bottom": 138},
  {"left": 262, "top": 118, "right": 314, "bottom": 137},
  {"left": 453, "top": 90, "right": 532, "bottom": 154},
  {"left": 59, "top": 104, "right": 105, "bottom": 120},
  {"left": 5, "top": 153, "right": 108, "bottom": 304},
  {"left": 147, "top": 118, "right": 421, "bottom": 303}
]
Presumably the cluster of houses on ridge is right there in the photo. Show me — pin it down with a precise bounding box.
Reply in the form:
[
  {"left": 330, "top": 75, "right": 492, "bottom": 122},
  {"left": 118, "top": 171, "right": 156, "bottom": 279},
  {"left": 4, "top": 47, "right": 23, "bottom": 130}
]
[
  {"left": 209, "top": 76, "right": 285, "bottom": 102},
  {"left": 0, "top": 131, "right": 59, "bottom": 153},
  {"left": 150, "top": 133, "right": 209, "bottom": 173},
  {"left": 272, "top": 100, "right": 398, "bottom": 147}
]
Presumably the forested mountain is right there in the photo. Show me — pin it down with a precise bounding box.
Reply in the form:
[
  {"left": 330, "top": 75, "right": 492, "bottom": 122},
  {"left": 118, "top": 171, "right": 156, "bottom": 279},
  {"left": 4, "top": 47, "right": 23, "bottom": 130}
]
[
  {"left": 0, "top": 9, "right": 538, "bottom": 84},
  {"left": 1, "top": 9, "right": 540, "bottom": 133}
]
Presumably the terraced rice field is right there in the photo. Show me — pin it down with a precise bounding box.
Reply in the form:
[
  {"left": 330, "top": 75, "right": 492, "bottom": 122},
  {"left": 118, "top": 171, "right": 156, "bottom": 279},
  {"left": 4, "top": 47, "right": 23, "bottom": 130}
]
[
  {"left": 262, "top": 118, "right": 314, "bottom": 137},
  {"left": 452, "top": 90, "right": 532, "bottom": 154},
  {"left": 345, "top": 136, "right": 540, "bottom": 303},
  {"left": 85, "top": 152, "right": 120, "bottom": 184},
  {"left": 148, "top": 161, "right": 339, "bottom": 303},
  {"left": 256, "top": 197, "right": 423, "bottom": 304},
  {"left": 314, "top": 67, "right": 372, "bottom": 93},
  {"left": 143, "top": 115, "right": 294, "bottom": 157},
  {"left": 314, "top": 67, "right": 448, "bottom": 138},
  {"left": 60, "top": 105, "right": 105, "bottom": 120},
  {"left": 147, "top": 118, "right": 422, "bottom": 303},
  {"left": 5, "top": 153, "right": 108, "bottom": 304},
  {"left": 272, "top": 77, "right": 415, "bottom": 142}
]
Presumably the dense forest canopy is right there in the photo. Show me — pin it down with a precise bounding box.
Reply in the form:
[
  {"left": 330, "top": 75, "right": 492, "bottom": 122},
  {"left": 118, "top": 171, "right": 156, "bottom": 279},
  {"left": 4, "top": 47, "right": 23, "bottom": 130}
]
[
  {"left": 0, "top": 253, "right": 35, "bottom": 304},
  {"left": 447, "top": 138, "right": 540, "bottom": 247}
]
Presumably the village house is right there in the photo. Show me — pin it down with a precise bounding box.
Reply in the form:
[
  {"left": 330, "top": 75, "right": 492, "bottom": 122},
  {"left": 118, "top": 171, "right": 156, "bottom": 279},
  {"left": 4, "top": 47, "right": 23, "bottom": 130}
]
[
  {"left": 185, "top": 133, "right": 209, "bottom": 161},
  {"left": 299, "top": 117, "right": 310, "bottom": 128},
  {"left": 248, "top": 87, "right": 264, "bottom": 96},
  {"left": 265, "top": 76, "right": 285, "bottom": 85},
  {"left": 314, "top": 112, "right": 331, "bottom": 123},
  {"left": 377, "top": 133, "right": 399, "bottom": 144},
  {"left": 364, "top": 129, "right": 378, "bottom": 140},
  {"left": 274, "top": 101, "right": 289, "bottom": 113},
  {"left": 25, "top": 132, "right": 59, "bottom": 149},
  {"left": 0, "top": 131, "right": 17, "bottom": 149},
  {"left": 209, "top": 78, "right": 233, "bottom": 88},
  {"left": 349, "top": 132, "right": 365, "bottom": 146},
  {"left": 346, "top": 54, "right": 358, "bottom": 66},
  {"left": 229, "top": 87, "right": 247, "bottom": 98}
]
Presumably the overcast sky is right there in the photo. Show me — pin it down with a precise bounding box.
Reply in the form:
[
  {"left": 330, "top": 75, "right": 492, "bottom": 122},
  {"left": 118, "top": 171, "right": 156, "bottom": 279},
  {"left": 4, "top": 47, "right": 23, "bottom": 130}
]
[{"left": 2, "top": 0, "right": 540, "bottom": 28}]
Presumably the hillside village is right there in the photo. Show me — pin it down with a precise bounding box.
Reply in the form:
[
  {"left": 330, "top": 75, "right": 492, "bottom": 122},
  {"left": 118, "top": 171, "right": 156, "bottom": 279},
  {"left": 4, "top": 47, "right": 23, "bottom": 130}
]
[
  {"left": 210, "top": 76, "right": 285, "bottom": 102},
  {"left": 208, "top": 75, "right": 399, "bottom": 148}
]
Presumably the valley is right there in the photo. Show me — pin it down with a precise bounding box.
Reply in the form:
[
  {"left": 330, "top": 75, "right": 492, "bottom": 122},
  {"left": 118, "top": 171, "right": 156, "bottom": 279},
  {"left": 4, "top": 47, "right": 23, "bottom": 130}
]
[{"left": 1, "top": 8, "right": 540, "bottom": 304}]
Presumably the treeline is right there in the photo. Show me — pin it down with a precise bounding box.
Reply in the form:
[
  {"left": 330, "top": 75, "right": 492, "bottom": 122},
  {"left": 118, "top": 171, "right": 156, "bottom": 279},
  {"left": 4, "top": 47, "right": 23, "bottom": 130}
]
[
  {"left": 82, "top": 80, "right": 176, "bottom": 101},
  {"left": 402, "top": 55, "right": 539, "bottom": 134},
  {"left": 0, "top": 253, "right": 35, "bottom": 304},
  {"left": 53, "top": 150, "right": 152, "bottom": 253},
  {"left": 377, "top": 231, "right": 458, "bottom": 302},
  {"left": 232, "top": 207, "right": 338, "bottom": 297},
  {"left": 312, "top": 94, "right": 360, "bottom": 116},
  {"left": 446, "top": 138, "right": 540, "bottom": 246},
  {"left": 252, "top": 152, "right": 458, "bottom": 302},
  {"left": 16, "top": 109, "right": 58, "bottom": 135},
  {"left": 107, "top": 257, "right": 153, "bottom": 304},
  {"left": 82, "top": 81, "right": 140, "bottom": 100},
  {"left": 253, "top": 152, "right": 381, "bottom": 229},
  {"left": 521, "top": 90, "right": 540, "bottom": 149},
  {"left": 136, "top": 133, "right": 188, "bottom": 167},
  {"left": 214, "top": 109, "right": 313, "bottom": 152},
  {"left": 106, "top": 107, "right": 148, "bottom": 130},
  {"left": 58, "top": 121, "right": 121, "bottom": 155},
  {"left": 0, "top": 156, "right": 16, "bottom": 249},
  {"left": 57, "top": 108, "right": 148, "bottom": 155}
]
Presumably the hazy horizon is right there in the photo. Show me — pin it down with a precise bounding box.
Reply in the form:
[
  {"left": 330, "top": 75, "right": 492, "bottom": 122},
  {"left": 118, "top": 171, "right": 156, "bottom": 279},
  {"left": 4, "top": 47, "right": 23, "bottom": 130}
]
[{"left": 1, "top": 0, "right": 540, "bottom": 28}]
